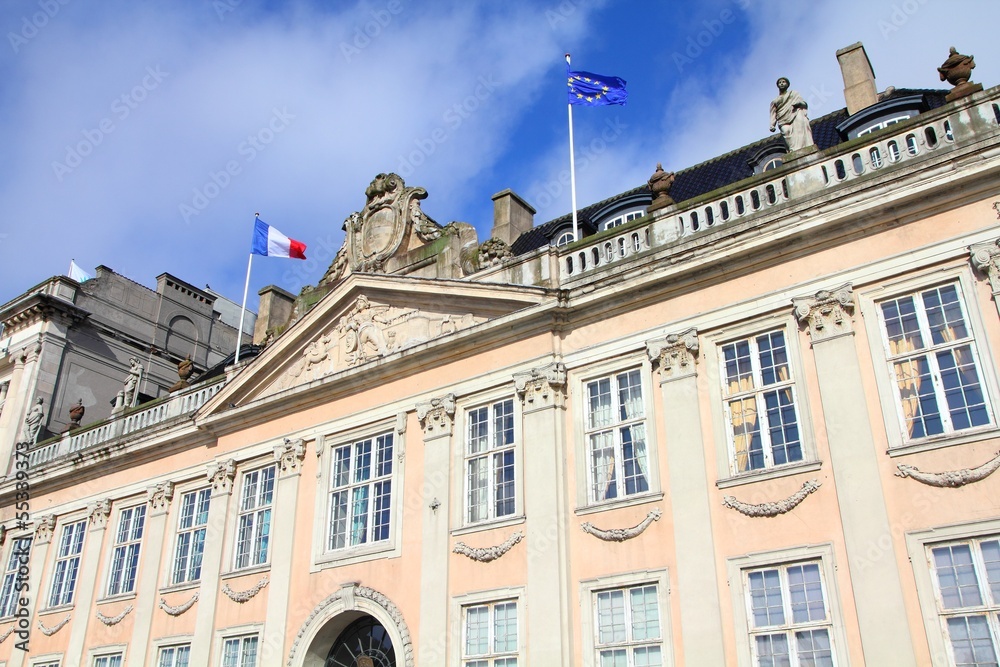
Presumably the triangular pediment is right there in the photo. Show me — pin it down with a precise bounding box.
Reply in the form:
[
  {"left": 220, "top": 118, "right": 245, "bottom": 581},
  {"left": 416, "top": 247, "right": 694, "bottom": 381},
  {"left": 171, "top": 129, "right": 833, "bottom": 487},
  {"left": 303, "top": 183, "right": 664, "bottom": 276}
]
[{"left": 200, "top": 273, "right": 550, "bottom": 413}]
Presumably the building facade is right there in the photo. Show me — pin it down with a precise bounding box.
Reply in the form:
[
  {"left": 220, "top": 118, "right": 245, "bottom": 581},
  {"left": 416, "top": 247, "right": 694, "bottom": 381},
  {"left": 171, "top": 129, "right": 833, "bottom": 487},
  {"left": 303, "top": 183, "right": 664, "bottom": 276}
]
[{"left": 2, "top": 45, "right": 1000, "bottom": 667}]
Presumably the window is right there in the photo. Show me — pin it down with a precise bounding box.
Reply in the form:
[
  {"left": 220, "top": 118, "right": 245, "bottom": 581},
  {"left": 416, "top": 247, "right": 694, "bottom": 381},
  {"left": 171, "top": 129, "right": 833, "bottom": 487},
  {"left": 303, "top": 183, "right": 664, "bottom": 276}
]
[
  {"left": 721, "top": 330, "right": 802, "bottom": 474},
  {"left": 594, "top": 584, "right": 663, "bottom": 666},
  {"left": 48, "top": 520, "right": 86, "bottom": 607},
  {"left": 928, "top": 537, "right": 1000, "bottom": 666},
  {"left": 857, "top": 114, "right": 912, "bottom": 136},
  {"left": 877, "top": 283, "right": 992, "bottom": 442},
  {"left": 0, "top": 537, "right": 31, "bottom": 617},
  {"left": 158, "top": 645, "right": 191, "bottom": 667},
  {"left": 465, "top": 399, "right": 516, "bottom": 524},
  {"left": 107, "top": 505, "right": 145, "bottom": 596},
  {"left": 463, "top": 600, "right": 518, "bottom": 666},
  {"left": 328, "top": 433, "right": 393, "bottom": 550},
  {"left": 762, "top": 157, "right": 783, "bottom": 172},
  {"left": 221, "top": 635, "right": 258, "bottom": 667},
  {"left": 234, "top": 466, "right": 274, "bottom": 569},
  {"left": 173, "top": 488, "right": 211, "bottom": 584},
  {"left": 585, "top": 369, "right": 649, "bottom": 503},
  {"left": 744, "top": 562, "right": 834, "bottom": 666},
  {"left": 92, "top": 654, "right": 123, "bottom": 667},
  {"left": 554, "top": 231, "right": 575, "bottom": 247}
]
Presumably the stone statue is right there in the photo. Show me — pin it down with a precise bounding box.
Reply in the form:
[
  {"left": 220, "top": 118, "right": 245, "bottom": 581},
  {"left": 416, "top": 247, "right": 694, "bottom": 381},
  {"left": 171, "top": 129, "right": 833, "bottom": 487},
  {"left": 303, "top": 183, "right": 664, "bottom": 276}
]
[
  {"left": 938, "top": 46, "right": 983, "bottom": 102},
  {"left": 647, "top": 163, "right": 676, "bottom": 212},
  {"left": 67, "top": 399, "right": 85, "bottom": 431},
  {"left": 122, "top": 357, "right": 143, "bottom": 408},
  {"left": 769, "top": 77, "right": 815, "bottom": 152},
  {"left": 20, "top": 397, "right": 44, "bottom": 445}
]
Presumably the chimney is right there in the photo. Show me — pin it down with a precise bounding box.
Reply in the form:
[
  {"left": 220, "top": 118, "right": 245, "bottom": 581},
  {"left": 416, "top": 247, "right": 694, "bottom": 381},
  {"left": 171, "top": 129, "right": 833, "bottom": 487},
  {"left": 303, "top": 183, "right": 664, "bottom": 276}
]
[
  {"left": 253, "top": 285, "right": 295, "bottom": 344},
  {"left": 490, "top": 189, "right": 535, "bottom": 246},
  {"left": 837, "top": 42, "right": 879, "bottom": 115}
]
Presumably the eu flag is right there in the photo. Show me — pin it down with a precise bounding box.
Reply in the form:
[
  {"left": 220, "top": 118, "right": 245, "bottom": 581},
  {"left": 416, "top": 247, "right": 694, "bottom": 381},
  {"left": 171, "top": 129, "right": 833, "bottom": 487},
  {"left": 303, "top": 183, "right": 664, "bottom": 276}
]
[{"left": 568, "top": 69, "right": 628, "bottom": 106}]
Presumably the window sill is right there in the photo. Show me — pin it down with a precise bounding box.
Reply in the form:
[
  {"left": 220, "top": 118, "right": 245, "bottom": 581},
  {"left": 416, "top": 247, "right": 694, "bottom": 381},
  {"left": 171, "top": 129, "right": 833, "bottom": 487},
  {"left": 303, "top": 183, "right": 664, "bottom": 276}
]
[
  {"left": 312, "top": 541, "right": 398, "bottom": 572},
  {"left": 716, "top": 460, "right": 823, "bottom": 489},
  {"left": 451, "top": 515, "right": 525, "bottom": 537},
  {"left": 574, "top": 492, "right": 664, "bottom": 516},
  {"left": 38, "top": 603, "right": 74, "bottom": 616},
  {"left": 888, "top": 427, "right": 1000, "bottom": 457},
  {"left": 159, "top": 580, "right": 201, "bottom": 596},
  {"left": 96, "top": 592, "right": 137, "bottom": 606},
  {"left": 221, "top": 564, "right": 271, "bottom": 581}
]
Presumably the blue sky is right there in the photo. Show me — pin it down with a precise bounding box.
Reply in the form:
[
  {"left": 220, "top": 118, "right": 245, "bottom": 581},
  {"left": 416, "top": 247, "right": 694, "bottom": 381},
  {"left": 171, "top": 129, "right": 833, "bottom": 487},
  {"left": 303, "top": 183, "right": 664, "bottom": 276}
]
[{"left": 1, "top": 0, "right": 997, "bottom": 309}]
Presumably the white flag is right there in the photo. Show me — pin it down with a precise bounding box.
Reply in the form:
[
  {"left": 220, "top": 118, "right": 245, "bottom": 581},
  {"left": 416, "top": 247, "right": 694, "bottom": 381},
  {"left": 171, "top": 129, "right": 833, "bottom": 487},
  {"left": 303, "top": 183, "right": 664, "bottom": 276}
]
[{"left": 69, "top": 260, "right": 92, "bottom": 283}]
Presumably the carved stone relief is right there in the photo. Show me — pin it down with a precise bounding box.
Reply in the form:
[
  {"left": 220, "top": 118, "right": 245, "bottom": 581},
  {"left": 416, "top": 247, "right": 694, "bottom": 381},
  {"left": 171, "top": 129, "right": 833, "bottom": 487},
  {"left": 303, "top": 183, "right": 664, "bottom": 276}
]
[
  {"left": 581, "top": 508, "right": 662, "bottom": 542},
  {"left": 793, "top": 284, "right": 854, "bottom": 342},
  {"left": 453, "top": 531, "right": 523, "bottom": 562},
  {"left": 159, "top": 592, "right": 199, "bottom": 616},
  {"left": 88, "top": 499, "right": 112, "bottom": 530},
  {"left": 722, "top": 480, "right": 821, "bottom": 518},
  {"left": 895, "top": 451, "right": 1000, "bottom": 487},
  {"left": 34, "top": 515, "right": 56, "bottom": 544},
  {"left": 147, "top": 482, "right": 174, "bottom": 513},
  {"left": 417, "top": 394, "right": 456, "bottom": 437},
  {"left": 647, "top": 328, "right": 699, "bottom": 380},
  {"left": 514, "top": 363, "right": 567, "bottom": 407},
  {"left": 222, "top": 576, "right": 269, "bottom": 603},
  {"left": 207, "top": 459, "right": 236, "bottom": 494},
  {"left": 96, "top": 605, "right": 133, "bottom": 626},
  {"left": 971, "top": 239, "right": 1000, "bottom": 293},
  {"left": 274, "top": 438, "right": 307, "bottom": 474}
]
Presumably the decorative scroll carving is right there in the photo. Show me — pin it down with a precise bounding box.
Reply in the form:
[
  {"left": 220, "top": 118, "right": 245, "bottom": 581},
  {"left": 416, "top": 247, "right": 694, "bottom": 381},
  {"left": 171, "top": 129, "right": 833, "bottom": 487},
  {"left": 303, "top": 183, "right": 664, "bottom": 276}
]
[
  {"left": 207, "top": 459, "right": 236, "bottom": 493},
  {"left": 647, "top": 328, "right": 699, "bottom": 380},
  {"left": 416, "top": 394, "right": 456, "bottom": 436},
  {"left": 286, "top": 584, "right": 414, "bottom": 667},
  {"left": 513, "top": 363, "right": 567, "bottom": 407},
  {"left": 453, "top": 531, "right": 524, "bottom": 562},
  {"left": 0, "top": 624, "right": 14, "bottom": 644},
  {"left": 159, "top": 592, "right": 199, "bottom": 616},
  {"left": 723, "top": 480, "right": 822, "bottom": 518},
  {"left": 971, "top": 239, "right": 1000, "bottom": 293},
  {"left": 222, "top": 576, "right": 269, "bottom": 603},
  {"left": 88, "top": 498, "right": 112, "bottom": 529},
  {"left": 895, "top": 451, "right": 1000, "bottom": 488},
  {"left": 96, "top": 604, "right": 133, "bottom": 626},
  {"left": 147, "top": 482, "right": 174, "bottom": 512},
  {"left": 34, "top": 515, "right": 56, "bottom": 544},
  {"left": 38, "top": 614, "right": 71, "bottom": 636},
  {"left": 793, "top": 284, "right": 854, "bottom": 341},
  {"left": 581, "top": 508, "right": 662, "bottom": 542},
  {"left": 274, "top": 438, "right": 307, "bottom": 474}
]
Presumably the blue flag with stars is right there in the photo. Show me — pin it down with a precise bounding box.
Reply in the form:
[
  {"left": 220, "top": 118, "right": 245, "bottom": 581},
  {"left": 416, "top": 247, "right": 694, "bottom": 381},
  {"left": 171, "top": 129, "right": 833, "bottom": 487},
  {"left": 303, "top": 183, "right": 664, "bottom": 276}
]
[{"left": 567, "top": 69, "right": 628, "bottom": 106}]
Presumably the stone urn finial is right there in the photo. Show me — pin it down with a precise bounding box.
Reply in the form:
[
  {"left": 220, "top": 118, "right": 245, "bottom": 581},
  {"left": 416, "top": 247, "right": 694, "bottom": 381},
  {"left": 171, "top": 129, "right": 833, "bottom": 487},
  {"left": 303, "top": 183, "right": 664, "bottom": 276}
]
[
  {"left": 66, "top": 399, "right": 85, "bottom": 432},
  {"left": 647, "top": 163, "right": 676, "bottom": 213},
  {"left": 168, "top": 356, "right": 195, "bottom": 393},
  {"left": 939, "top": 46, "right": 983, "bottom": 102}
]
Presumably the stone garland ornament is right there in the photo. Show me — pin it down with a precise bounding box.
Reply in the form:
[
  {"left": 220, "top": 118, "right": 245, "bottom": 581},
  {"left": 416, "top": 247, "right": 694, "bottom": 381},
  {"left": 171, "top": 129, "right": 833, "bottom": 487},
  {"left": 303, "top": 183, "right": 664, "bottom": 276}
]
[
  {"left": 722, "top": 480, "right": 822, "bottom": 518},
  {"left": 452, "top": 531, "right": 524, "bottom": 562},
  {"left": 286, "top": 584, "right": 414, "bottom": 667},
  {"left": 581, "top": 508, "right": 662, "bottom": 542},
  {"left": 159, "top": 592, "right": 199, "bottom": 616},
  {"left": 96, "top": 604, "right": 133, "bottom": 626},
  {"left": 477, "top": 237, "right": 513, "bottom": 268},
  {"left": 0, "top": 625, "right": 13, "bottom": 644},
  {"left": 895, "top": 451, "right": 1000, "bottom": 488},
  {"left": 222, "top": 576, "right": 270, "bottom": 603},
  {"left": 38, "top": 614, "right": 72, "bottom": 636}
]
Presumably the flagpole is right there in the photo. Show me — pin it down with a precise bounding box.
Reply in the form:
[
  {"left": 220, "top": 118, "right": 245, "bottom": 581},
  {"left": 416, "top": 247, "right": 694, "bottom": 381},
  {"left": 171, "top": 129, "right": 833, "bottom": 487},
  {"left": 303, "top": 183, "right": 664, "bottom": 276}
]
[
  {"left": 235, "top": 213, "right": 260, "bottom": 365},
  {"left": 566, "top": 53, "right": 579, "bottom": 242}
]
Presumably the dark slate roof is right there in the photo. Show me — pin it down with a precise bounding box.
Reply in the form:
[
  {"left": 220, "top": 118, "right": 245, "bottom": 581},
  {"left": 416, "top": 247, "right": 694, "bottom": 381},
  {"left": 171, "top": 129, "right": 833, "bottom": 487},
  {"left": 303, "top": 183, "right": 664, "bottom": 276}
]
[{"left": 511, "top": 89, "right": 949, "bottom": 255}]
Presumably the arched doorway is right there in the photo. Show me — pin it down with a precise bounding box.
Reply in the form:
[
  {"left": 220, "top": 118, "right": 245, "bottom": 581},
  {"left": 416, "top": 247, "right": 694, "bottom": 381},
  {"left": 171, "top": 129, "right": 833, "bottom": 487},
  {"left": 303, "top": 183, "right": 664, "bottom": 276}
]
[{"left": 325, "top": 616, "right": 396, "bottom": 666}]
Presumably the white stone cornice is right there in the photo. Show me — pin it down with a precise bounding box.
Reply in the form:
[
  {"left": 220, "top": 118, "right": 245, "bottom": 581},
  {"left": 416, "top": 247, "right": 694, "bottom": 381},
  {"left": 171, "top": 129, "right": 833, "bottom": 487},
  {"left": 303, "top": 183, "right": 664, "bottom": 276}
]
[
  {"left": 88, "top": 498, "right": 112, "bottom": 530},
  {"left": 970, "top": 239, "right": 1000, "bottom": 293},
  {"left": 416, "top": 394, "right": 456, "bottom": 437},
  {"left": 792, "top": 283, "right": 855, "bottom": 342},
  {"left": 207, "top": 459, "right": 236, "bottom": 494},
  {"left": 647, "top": 328, "right": 699, "bottom": 381},
  {"left": 146, "top": 482, "right": 174, "bottom": 514},
  {"left": 513, "top": 362, "right": 567, "bottom": 408},
  {"left": 274, "top": 438, "right": 307, "bottom": 475}
]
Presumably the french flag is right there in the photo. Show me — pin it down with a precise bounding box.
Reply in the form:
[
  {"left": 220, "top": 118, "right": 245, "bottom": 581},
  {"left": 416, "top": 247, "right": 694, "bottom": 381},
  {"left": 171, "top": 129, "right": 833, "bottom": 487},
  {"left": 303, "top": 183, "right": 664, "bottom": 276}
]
[{"left": 251, "top": 216, "right": 307, "bottom": 259}]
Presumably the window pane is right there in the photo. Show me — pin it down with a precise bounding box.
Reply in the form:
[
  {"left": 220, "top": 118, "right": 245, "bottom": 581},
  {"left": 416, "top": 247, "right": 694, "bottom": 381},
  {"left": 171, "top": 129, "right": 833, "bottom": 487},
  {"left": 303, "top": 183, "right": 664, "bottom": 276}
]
[
  {"left": 982, "top": 540, "right": 1000, "bottom": 603},
  {"left": 629, "top": 585, "right": 660, "bottom": 641},
  {"left": 494, "top": 602, "right": 518, "bottom": 652},
  {"left": 795, "top": 628, "right": 834, "bottom": 667},
  {"left": 596, "top": 590, "right": 627, "bottom": 644},
  {"left": 934, "top": 544, "right": 984, "bottom": 609},
  {"left": 946, "top": 616, "right": 999, "bottom": 667},
  {"left": 754, "top": 634, "right": 791, "bottom": 667},
  {"left": 937, "top": 346, "right": 989, "bottom": 430},
  {"left": 466, "top": 605, "right": 488, "bottom": 655},
  {"left": 787, "top": 563, "right": 826, "bottom": 623},
  {"left": 588, "top": 379, "right": 613, "bottom": 429},
  {"left": 748, "top": 569, "right": 785, "bottom": 627}
]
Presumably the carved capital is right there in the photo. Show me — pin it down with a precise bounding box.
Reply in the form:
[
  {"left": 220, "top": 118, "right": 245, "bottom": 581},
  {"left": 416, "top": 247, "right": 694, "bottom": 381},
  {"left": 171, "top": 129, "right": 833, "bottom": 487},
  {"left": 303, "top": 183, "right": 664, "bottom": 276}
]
[
  {"left": 88, "top": 498, "right": 112, "bottom": 530},
  {"left": 793, "top": 283, "right": 854, "bottom": 342},
  {"left": 207, "top": 459, "right": 237, "bottom": 494},
  {"left": 971, "top": 239, "right": 1000, "bottom": 293},
  {"left": 513, "top": 362, "right": 567, "bottom": 408},
  {"left": 34, "top": 515, "right": 56, "bottom": 544},
  {"left": 146, "top": 482, "right": 174, "bottom": 513},
  {"left": 647, "top": 328, "right": 699, "bottom": 380},
  {"left": 274, "top": 438, "right": 307, "bottom": 475},
  {"left": 416, "top": 394, "right": 456, "bottom": 437}
]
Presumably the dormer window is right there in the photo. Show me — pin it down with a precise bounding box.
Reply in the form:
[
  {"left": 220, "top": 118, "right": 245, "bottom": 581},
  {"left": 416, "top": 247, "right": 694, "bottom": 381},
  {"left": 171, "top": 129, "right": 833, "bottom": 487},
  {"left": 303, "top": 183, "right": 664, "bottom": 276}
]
[
  {"left": 857, "top": 114, "right": 914, "bottom": 137},
  {"left": 600, "top": 209, "right": 645, "bottom": 232},
  {"left": 762, "top": 157, "right": 783, "bottom": 172},
  {"left": 749, "top": 145, "right": 788, "bottom": 175}
]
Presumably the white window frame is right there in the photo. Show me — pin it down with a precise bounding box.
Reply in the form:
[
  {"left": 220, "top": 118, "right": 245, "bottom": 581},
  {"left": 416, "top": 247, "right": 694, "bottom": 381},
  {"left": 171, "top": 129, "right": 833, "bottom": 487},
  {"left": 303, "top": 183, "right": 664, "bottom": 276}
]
[
  {"left": 906, "top": 518, "right": 1000, "bottom": 667},
  {"left": 327, "top": 431, "right": 395, "bottom": 551},
  {"left": 155, "top": 642, "right": 192, "bottom": 667},
  {"left": 601, "top": 208, "right": 646, "bottom": 232},
  {"left": 47, "top": 518, "right": 87, "bottom": 608},
  {"left": 217, "top": 631, "right": 260, "bottom": 667},
  {"left": 860, "top": 269, "right": 1000, "bottom": 454},
  {"left": 579, "top": 569, "right": 673, "bottom": 667},
  {"left": 450, "top": 587, "right": 526, "bottom": 667},
  {"left": 462, "top": 397, "right": 518, "bottom": 526},
  {"left": 0, "top": 534, "right": 31, "bottom": 618},
  {"left": 30, "top": 657, "right": 62, "bottom": 667},
  {"left": 727, "top": 544, "right": 848, "bottom": 667},
  {"left": 171, "top": 487, "right": 211, "bottom": 586},
  {"left": 105, "top": 504, "right": 146, "bottom": 597},
  {"left": 233, "top": 465, "right": 275, "bottom": 570},
  {"left": 90, "top": 652, "right": 124, "bottom": 667},
  {"left": 461, "top": 598, "right": 520, "bottom": 666},
  {"left": 312, "top": 418, "right": 406, "bottom": 570},
  {"left": 705, "top": 316, "right": 819, "bottom": 487},
  {"left": 554, "top": 230, "right": 575, "bottom": 247}
]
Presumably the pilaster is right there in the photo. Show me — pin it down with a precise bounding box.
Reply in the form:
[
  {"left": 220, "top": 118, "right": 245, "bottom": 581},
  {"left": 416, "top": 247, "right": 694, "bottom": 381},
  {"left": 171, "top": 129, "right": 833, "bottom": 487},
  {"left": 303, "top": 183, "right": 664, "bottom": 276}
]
[
  {"left": 645, "top": 329, "right": 727, "bottom": 666},
  {"left": 0, "top": 342, "right": 41, "bottom": 475},
  {"left": 127, "top": 483, "right": 174, "bottom": 667},
  {"left": 792, "top": 285, "right": 917, "bottom": 666},
  {"left": 65, "top": 499, "right": 112, "bottom": 667},
  {"left": 7, "top": 517, "right": 55, "bottom": 667}
]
